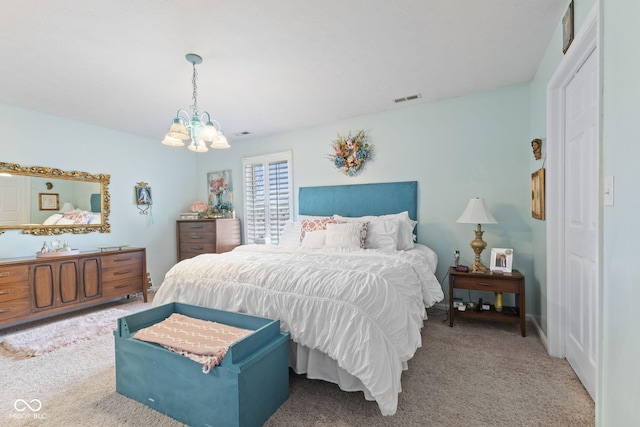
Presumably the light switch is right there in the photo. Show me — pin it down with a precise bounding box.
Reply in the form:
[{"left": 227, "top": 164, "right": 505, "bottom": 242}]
[{"left": 604, "top": 176, "right": 614, "bottom": 207}]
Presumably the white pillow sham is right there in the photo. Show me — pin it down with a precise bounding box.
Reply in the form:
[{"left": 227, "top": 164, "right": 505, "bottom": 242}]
[
  {"left": 334, "top": 211, "right": 416, "bottom": 250},
  {"left": 279, "top": 221, "right": 302, "bottom": 247},
  {"left": 325, "top": 222, "right": 366, "bottom": 250}
]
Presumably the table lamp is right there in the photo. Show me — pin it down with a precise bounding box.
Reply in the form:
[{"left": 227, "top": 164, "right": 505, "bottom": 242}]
[{"left": 456, "top": 198, "right": 497, "bottom": 272}]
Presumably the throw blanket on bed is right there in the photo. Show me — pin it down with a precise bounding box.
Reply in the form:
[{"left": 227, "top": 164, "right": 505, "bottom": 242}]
[
  {"left": 133, "top": 313, "right": 253, "bottom": 373},
  {"left": 153, "top": 244, "right": 444, "bottom": 415}
]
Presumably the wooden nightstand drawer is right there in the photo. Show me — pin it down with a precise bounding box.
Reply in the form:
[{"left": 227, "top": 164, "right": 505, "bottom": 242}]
[{"left": 452, "top": 274, "right": 522, "bottom": 293}]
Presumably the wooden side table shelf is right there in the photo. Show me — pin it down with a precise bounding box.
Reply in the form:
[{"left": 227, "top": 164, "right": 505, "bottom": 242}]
[{"left": 448, "top": 267, "right": 526, "bottom": 337}]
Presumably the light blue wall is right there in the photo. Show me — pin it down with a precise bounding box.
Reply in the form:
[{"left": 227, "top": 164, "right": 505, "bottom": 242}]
[
  {"left": 601, "top": 0, "right": 640, "bottom": 424},
  {"left": 0, "top": 104, "right": 198, "bottom": 286},
  {"left": 196, "top": 84, "right": 533, "bottom": 304},
  {"left": 529, "top": 0, "right": 597, "bottom": 336}
]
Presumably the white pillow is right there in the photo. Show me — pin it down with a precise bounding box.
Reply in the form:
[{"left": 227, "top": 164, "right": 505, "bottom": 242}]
[
  {"left": 43, "top": 214, "right": 63, "bottom": 225},
  {"left": 325, "top": 222, "right": 366, "bottom": 250},
  {"left": 301, "top": 230, "right": 326, "bottom": 249},
  {"left": 379, "top": 211, "right": 416, "bottom": 250},
  {"left": 334, "top": 213, "right": 417, "bottom": 250},
  {"left": 366, "top": 219, "right": 400, "bottom": 251},
  {"left": 279, "top": 222, "right": 302, "bottom": 247}
]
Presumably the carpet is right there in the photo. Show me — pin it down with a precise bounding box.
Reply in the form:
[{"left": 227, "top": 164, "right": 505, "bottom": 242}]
[
  {"left": 0, "top": 305, "right": 595, "bottom": 427},
  {"left": 0, "top": 297, "right": 149, "bottom": 358}
]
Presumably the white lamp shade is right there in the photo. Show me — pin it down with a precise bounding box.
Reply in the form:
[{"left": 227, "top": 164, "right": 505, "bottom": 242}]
[
  {"left": 200, "top": 122, "right": 218, "bottom": 142},
  {"left": 167, "top": 119, "right": 189, "bottom": 140},
  {"left": 60, "top": 202, "right": 75, "bottom": 213},
  {"left": 456, "top": 198, "right": 497, "bottom": 224},
  {"left": 210, "top": 132, "right": 230, "bottom": 149},
  {"left": 161, "top": 134, "right": 185, "bottom": 147}
]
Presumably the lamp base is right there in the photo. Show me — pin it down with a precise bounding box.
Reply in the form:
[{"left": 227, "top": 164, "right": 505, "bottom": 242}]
[
  {"left": 470, "top": 261, "right": 488, "bottom": 273},
  {"left": 469, "top": 224, "right": 488, "bottom": 273}
]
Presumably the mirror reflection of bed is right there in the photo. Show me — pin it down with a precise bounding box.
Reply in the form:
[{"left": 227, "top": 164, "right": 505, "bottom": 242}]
[
  {"left": 153, "top": 181, "right": 444, "bottom": 416},
  {"left": 42, "top": 193, "right": 102, "bottom": 226}
]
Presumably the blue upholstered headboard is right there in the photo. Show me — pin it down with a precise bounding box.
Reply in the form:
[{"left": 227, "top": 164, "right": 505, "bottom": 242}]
[{"left": 298, "top": 181, "right": 418, "bottom": 220}]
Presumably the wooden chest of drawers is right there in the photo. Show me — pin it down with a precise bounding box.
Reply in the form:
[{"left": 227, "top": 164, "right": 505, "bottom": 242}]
[
  {"left": 0, "top": 248, "right": 147, "bottom": 327},
  {"left": 176, "top": 219, "right": 241, "bottom": 262}
]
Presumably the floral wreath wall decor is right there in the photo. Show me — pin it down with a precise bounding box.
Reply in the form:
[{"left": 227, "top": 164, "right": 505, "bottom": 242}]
[{"left": 328, "top": 130, "right": 373, "bottom": 176}]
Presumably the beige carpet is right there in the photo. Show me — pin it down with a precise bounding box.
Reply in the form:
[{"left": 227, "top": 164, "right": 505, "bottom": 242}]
[{"left": 0, "top": 302, "right": 594, "bottom": 427}]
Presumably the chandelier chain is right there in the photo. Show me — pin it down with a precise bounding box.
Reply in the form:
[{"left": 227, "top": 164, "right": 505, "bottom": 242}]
[{"left": 190, "top": 62, "right": 198, "bottom": 116}]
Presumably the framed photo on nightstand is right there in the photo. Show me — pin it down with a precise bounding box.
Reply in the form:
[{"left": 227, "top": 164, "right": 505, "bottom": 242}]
[{"left": 490, "top": 248, "right": 513, "bottom": 273}]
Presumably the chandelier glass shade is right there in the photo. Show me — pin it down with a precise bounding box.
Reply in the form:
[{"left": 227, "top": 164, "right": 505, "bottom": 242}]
[{"left": 162, "top": 53, "right": 229, "bottom": 153}]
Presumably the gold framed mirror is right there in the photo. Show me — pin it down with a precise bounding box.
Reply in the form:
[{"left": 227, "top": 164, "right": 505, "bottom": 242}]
[{"left": 0, "top": 162, "right": 111, "bottom": 235}]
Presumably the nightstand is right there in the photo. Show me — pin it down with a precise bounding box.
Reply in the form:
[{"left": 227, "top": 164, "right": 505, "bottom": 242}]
[{"left": 448, "top": 267, "right": 526, "bottom": 336}]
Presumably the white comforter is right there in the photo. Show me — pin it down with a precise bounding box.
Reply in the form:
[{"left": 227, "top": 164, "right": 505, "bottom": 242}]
[{"left": 153, "top": 243, "right": 443, "bottom": 415}]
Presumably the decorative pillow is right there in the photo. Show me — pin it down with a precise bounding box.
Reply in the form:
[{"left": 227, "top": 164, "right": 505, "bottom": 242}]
[
  {"left": 334, "top": 211, "right": 417, "bottom": 250},
  {"left": 301, "top": 230, "right": 326, "bottom": 249},
  {"left": 325, "top": 222, "right": 368, "bottom": 250},
  {"left": 279, "top": 221, "right": 302, "bottom": 247},
  {"left": 62, "top": 209, "right": 91, "bottom": 224},
  {"left": 300, "top": 216, "right": 336, "bottom": 241}
]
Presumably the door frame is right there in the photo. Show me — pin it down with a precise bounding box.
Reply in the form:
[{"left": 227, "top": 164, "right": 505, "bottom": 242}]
[{"left": 546, "top": 1, "right": 601, "bottom": 385}]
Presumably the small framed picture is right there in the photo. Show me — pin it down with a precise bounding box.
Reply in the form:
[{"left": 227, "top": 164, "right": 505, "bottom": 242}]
[
  {"left": 562, "top": 0, "right": 574, "bottom": 54},
  {"left": 531, "top": 168, "right": 545, "bottom": 220},
  {"left": 135, "top": 183, "right": 152, "bottom": 206},
  {"left": 490, "top": 248, "right": 513, "bottom": 273},
  {"left": 39, "top": 193, "right": 59, "bottom": 211}
]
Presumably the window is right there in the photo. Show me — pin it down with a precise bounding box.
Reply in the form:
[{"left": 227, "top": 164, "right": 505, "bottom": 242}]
[{"left": 242, "top": 151, "right": 293, "bottom": 245}]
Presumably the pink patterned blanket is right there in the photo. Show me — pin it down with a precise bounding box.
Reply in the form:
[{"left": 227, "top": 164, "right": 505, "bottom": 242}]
[{"left": 133, "top": 313, "right": 253, "bottom": 373}]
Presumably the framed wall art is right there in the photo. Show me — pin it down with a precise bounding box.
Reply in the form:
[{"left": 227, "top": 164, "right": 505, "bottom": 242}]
[
  {"left": 562, "top": 0, "right": 574, "bottom": 54},
  {"left": 39, "top": 193, "right": 59, "bottom": 211},
  {"left": 532, "top": 168, "right": 545, "bottom": 220},
  {"left": 208, "top": 169, "right": 233, "bottom": 211},
  {"left": 135, "top": 182, "right": 152, "bottom": 215},
  {"left": 490, "top": 248, "right": 513, "bottom": 273}
]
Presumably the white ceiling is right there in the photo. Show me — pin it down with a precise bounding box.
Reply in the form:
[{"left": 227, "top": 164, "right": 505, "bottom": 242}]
[{"left": 0, "top": 1, "right": 567, "bottom": 142}]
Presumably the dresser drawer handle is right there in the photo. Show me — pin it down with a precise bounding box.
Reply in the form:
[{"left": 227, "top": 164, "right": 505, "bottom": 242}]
[
  {"left": 477, "top": 282, "right": 495, "bottom": 287},
  {"left": 0, "top": 272, "right": 10, "bottom": 277},
  {"left": 189, "top": 235, "right": 204, "bottom": 239},
  {"left": 190, "top": 247, "right": 204, "bottom": 250},
  {"left": 0, "top": 289, "right": 10, "bottom": 296},
  {"left": 0, "top": 307, "right": 10, "bottom": 314},
  {"left": 115, "top": 283, "right": 132, "bottom": 289},
  {"left": 112, "top": 257, "right": 132, "bottom": 263},
  {"left": 188, "top": 225, "right": 204, "bottom": 229},
  {"left": 114, "top": 269, "right": 132, "bottom": 276}
]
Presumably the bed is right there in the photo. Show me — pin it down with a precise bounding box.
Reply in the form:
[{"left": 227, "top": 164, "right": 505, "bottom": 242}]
[{"left": 153, "top": 181, "right": 444, "bottom": 416}]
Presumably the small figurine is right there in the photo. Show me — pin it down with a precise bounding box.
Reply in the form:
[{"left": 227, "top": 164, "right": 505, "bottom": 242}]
[{"left": 531, "top": 138, "right": 542, "bottom": 160}]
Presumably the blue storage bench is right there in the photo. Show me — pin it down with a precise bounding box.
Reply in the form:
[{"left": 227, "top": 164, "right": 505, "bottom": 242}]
[{"left": 114, "top": 302, "right": 290, "bottom": 427}]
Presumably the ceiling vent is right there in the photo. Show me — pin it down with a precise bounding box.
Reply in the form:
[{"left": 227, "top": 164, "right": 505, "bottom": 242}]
[
  {"left": 233, "top": 131, "right": 252, "bottom": 137},
  {"left": 394, "top": 93, "right": 422, "bottom": 103}
]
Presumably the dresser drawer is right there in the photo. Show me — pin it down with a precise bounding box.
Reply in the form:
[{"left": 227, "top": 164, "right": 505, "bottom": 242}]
[
  {"left": 0, "top": 265, "right": 29, "bottom": 285},
  {"left": 102, "top": 263, "right": 143, "bottom": 283},
  {"left": 0, "top": 282, "right": 29, "bottom": 304},
  {"left": 0, "top": 299, "right": 32, "bottom": 322},
  {"left": 102, "top": 277, "right": 143, "bottom": 298},
  {"left": 179, "top": 242, "right": 216, "bottom": 254},
  {"left": 101, "top": 251, "right": 143, "bottom": 269},
  {"left": 178, "top": 221, "right": 216, "bottom": 234}
]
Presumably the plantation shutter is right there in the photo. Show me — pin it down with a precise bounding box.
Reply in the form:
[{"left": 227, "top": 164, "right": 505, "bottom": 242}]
[{"left": 243, "top": 151, "right": 293, "bottom": 244}]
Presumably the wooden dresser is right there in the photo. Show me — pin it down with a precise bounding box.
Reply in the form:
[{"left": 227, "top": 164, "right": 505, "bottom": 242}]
[
  {"left": 0, "top": 247, "right": 147, "bottom": 327},
  {"left": 176, "top": 219, "right": 241, "bottom": 262}
]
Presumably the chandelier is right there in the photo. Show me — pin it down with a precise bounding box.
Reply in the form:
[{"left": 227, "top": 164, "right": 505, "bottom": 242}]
[{"left": 161, "top": 53, "right": 230, "bottom": 153}]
